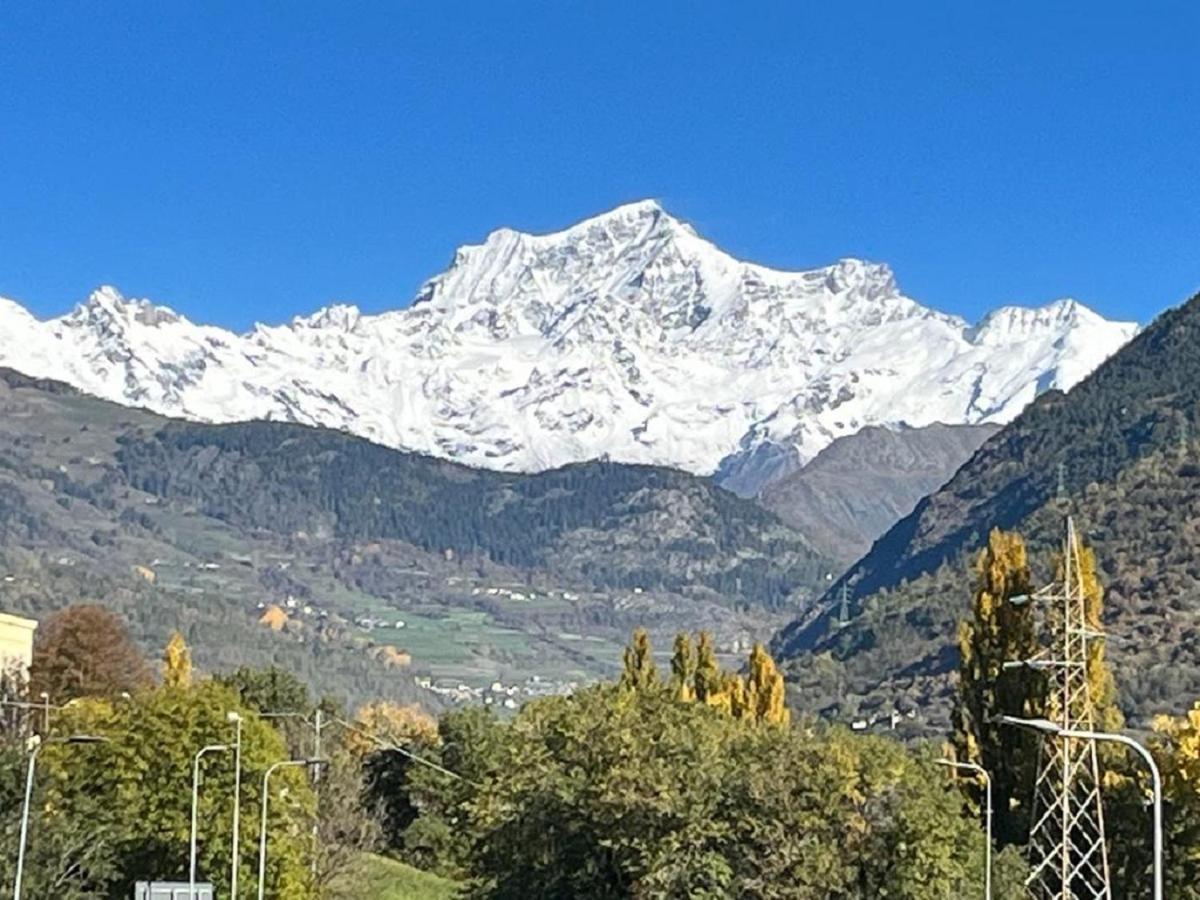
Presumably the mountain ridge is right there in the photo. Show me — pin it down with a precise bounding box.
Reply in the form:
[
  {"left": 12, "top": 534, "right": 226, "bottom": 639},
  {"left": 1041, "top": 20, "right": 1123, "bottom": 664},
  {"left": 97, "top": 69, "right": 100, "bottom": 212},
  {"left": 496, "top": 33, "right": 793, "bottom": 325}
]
[
  {"left": 769, "top": 289, "right": 1200, "bottom": 729},
  {"left": 0, "top": 364, "right": 831, "bottom": 706},
  {"left": 0, "top": 201, "right": 1137, "bottom": 479}
]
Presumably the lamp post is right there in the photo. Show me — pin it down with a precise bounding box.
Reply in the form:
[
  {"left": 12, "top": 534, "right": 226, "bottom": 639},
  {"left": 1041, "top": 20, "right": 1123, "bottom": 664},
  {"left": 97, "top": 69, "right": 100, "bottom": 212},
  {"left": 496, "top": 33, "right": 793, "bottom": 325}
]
[
  {"left": 13, "top": 734, "right": 108, "bottom": 900},
  {"left": 189, "top": 743, "right": 231, "bottom": 900},
  {"left": 260, "top": 710, "right": 326, "bottom": 879},
  {"left": 227, "top": 712, "right": 243, "bottom": 899},
  {"left": 937, "top": 759, "right": 992, "bottom": 900},
  {"left": 257, "top": 759, "right": 325, "bottom": 900},
  {"left": 997, "top": 715, "right": 1163, "bottom": 900}
]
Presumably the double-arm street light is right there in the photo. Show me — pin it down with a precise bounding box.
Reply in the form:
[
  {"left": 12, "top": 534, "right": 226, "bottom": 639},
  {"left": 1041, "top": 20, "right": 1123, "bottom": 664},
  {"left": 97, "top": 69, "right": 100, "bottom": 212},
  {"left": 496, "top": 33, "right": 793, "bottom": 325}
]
[
  {"left": 937, "top": 758, "right": 992, "bottom": 900},
  {"left": 997, "top": 715, "right": 1163, "bottom": 900},
  {"left": 13, "top": 734, "right": 109, "bottom": 900},
  {"left": 189, "top": 743, "right": 231, "bottom": 900},
  {"left": 256, "top": 759, "right": 326, "bottom": 900}
]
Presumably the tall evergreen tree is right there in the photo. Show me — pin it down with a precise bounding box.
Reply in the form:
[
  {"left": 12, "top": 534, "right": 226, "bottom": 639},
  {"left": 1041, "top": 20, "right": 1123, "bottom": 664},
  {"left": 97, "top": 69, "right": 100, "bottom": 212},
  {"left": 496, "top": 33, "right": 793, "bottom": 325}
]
[{"left": 951, "top": 528, "right": 1043, "bottom": 846}]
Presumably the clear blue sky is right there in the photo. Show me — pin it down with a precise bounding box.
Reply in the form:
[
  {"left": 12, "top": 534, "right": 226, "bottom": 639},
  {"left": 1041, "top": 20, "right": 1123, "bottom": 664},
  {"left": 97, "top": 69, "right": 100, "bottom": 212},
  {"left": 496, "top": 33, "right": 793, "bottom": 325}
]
[{"left": 2, "top": 2, "right": 1197, "bottom": 330}]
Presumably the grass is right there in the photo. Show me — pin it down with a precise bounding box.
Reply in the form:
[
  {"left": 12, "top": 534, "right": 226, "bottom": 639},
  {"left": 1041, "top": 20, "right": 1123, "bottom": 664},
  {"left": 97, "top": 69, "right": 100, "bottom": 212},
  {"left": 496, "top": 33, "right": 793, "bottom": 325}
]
[{"left": 329, "top": 853, "right": 460, "bottom": 899}]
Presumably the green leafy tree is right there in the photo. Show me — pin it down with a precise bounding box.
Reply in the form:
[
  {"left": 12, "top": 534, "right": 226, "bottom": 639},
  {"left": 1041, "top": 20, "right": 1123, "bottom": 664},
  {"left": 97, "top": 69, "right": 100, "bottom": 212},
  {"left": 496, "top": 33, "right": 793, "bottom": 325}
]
[
  {"left": 216, "top": 665, "right": 312, "bottom": 715},
  {"left": 18, "top": 680, "right": 316, "bottom": 898},
  {"left": 1108, "top": 702, "right": 1199, "bottom": 897},
  {"left": 445, "top": 685, "right": 1019, "bottom": 898},
  {"left": 0, "top": 740, "right": 119, "bottom": 898},
  {"left": 400, "top": 707, "right": 505, "bottom": 877}
]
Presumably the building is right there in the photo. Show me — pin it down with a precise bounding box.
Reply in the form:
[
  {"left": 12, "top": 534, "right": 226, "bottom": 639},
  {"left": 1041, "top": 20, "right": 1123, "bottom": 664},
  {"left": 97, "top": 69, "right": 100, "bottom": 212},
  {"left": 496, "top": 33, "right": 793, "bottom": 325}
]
[{"left": 0, "top": 612, "right": 37, "bottom": 680}]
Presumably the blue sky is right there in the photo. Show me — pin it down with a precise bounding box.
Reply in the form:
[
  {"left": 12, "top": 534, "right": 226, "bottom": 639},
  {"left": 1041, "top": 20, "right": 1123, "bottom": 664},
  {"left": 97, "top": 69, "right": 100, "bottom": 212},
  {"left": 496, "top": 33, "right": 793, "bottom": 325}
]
[{"left": 1, "top": 2, "right": 1197, "bottom": 330}]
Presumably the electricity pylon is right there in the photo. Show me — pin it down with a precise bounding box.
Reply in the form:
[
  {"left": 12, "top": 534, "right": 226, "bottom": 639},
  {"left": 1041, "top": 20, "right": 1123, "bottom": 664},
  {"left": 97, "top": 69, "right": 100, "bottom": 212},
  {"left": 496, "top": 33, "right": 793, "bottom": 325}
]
[{"left": 1013, "top": 517, "right": 1113, "bottom": 899}]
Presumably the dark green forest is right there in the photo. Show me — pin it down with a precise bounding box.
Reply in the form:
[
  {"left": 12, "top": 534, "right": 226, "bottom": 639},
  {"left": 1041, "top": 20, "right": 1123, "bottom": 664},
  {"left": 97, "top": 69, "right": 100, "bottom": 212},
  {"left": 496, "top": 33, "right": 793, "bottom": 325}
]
[{"left": 115, "top": 419, "right": 831, "bottom": 608}]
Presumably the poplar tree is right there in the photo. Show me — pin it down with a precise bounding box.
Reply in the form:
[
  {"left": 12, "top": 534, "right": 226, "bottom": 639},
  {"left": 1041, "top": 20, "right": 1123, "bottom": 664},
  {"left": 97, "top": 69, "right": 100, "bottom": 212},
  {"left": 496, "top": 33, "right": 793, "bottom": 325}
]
[
  {"left": 669, "top": 633, "right": 697, "bottom": 702},
  {"left": 952, "top": 528, "right": 1042, "bottom": 846},
  {"left": 745, "top": 642, "right": 790, "bottom": 725},
  {"left": 620, "top": 628, "right": 659, "bottom": 691},
  {"left": 1069, "top": 541, "right": 1123, "bottom": 734},
  {"left": 694, "top": 631, "right": 722, "bottom": 704},
  {"left": 163, "top": 631, "right": 193, "bottom": 688}
]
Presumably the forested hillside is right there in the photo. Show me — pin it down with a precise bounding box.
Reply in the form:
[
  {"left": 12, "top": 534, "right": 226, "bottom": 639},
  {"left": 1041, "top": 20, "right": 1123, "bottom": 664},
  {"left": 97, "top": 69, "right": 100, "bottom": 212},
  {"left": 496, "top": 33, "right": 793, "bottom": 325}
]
[
  {"left": 0, "top": 367, "right": 832, "bottom": 707},
  {"left": 116, "top": 420, "right": 831, "bottom": 608},
  {"left": 773, "top": 290, "right": 1200, "bottom": 728}
]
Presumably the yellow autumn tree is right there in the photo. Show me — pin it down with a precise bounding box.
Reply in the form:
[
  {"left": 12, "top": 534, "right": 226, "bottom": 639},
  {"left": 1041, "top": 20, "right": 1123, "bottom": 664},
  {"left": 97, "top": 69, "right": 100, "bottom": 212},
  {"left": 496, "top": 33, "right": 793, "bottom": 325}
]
[
  {"left": 694, "top": 631, "right": 722, "bottom": 704},
  {"left": 347, "top": 701, "right": 439, "bottom": 756},
  {"left": 1111, "top": 702, "right": 1200, "bottom": 896},
  {"left": 163, "top": 631, "right": 192, "bottom": 688},
  {"left": 669, "top": 633, "right": 697, "bottom": 702},
  {"left": 744, "top": 642, "right": 790, "bottom": 725},
  {"left": 620, "top": 628, "right": 659, "bottom": 691},
  {"left": 1071, "top": 540, "right": 1123, "bottom": 734},
  {"left": 951, "top": 528, "right": 1041, "bottom": 846}
]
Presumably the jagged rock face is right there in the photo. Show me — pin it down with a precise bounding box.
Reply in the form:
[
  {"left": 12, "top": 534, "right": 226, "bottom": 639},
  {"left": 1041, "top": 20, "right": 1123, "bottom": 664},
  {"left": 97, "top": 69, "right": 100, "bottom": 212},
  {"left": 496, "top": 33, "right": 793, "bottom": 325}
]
[{"left": 0, "top": 201, "right": 1137, "bottom": 475}]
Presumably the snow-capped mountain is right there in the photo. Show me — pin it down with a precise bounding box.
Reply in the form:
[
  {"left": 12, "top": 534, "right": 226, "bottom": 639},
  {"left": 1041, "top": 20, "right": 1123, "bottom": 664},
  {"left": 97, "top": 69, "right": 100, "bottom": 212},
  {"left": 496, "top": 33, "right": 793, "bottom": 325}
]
[{"left": 0, "top": 201, "right": 1137, "bottom": 479}]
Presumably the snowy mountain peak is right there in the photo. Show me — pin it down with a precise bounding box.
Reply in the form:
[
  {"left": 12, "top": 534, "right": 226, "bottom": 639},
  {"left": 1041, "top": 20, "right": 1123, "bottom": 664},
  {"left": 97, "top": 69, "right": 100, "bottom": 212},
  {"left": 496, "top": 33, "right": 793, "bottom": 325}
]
[
  {"left": 0, "top": 204, "right": 1138, "bottom": 480},
  {"left": 69, "top": 286, "right": 182, "bottom": 329},
  {"left": 966, "top": 297, "right": 1108, "bottom": 346},
  {"left": 291, "top": 303, "right": 362, "bottom": 332}
]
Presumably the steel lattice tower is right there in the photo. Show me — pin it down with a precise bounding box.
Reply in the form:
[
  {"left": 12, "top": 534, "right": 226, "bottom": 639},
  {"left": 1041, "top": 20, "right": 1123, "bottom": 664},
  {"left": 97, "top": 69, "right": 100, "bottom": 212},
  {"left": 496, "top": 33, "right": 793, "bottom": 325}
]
[{"left": 1022, "top": 517, "right": 1113, "bottom": 899}]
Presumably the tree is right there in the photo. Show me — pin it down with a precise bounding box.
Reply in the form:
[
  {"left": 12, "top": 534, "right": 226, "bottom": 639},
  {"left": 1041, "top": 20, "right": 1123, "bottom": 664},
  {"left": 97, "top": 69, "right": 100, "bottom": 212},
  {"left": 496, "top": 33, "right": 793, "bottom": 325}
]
[
  {"left": 162, "top": 631, "right": 192, "bottom": 688},
  {"left": 0, "top": 739, "right": 119, "bottom": 898},
  {"left": 1105, "top": 702, "right": 1200, "bottom": 898},
  {"left": 450, "top": 684, "right": 1016, "bottom": 897},
  {"left": 951, "top": 528, "right": 1043, "bottom": 846},
  {"left": 216, "top": 665, "right": 311, "bottom": 715},
  {"left": 619, "top": 628, "right": 659, "bottom": 691},
  {"left": 28, "top": 605, "right": 151, "bottom": 703},
  {"left": 694, "top": 631, "right": 722, "bottom": 704},
  {"left": 14, "top": 680, "right": 316, "bottom": 898},
  {"left": 1070, "top": 541, "right": 1124, "bottom": 734},
  {"left": 310, "top": 745, "right": 382, "bottom": 896},
  {"left": 743, "top": 642, "right": 790, "bottom": 726},
  {"left": 399, "top": 707, "right": 505, "bottom": 876},
  {"left": 668, "top": 633, "right": 696, "bottom": 702},
  {"left": 348, "top": 702, "right": 439, "bottom": 757}
]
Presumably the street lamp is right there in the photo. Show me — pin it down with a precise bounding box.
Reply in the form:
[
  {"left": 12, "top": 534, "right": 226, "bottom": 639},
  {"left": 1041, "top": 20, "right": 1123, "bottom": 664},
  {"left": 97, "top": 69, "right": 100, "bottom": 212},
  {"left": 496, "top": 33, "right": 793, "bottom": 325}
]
[
  {"left": 227, "top": 711, "right": 243, "bottom": 899},
  {"left": 189, "top": 743, "right": 231, "bottom": 900},
  {"left": 261, "top": 709, "right": 328, "bottom": 880},
  {"left": 997, "top": 715, "right": 1163, "bottom": 900},
  {"left": 937, "top": 759, "right": 993, "bottom": 900},
  {"left": 13, "top": 734, "right": 109, "bottom": 900},
  {"left": 256, "top": 759, "right": 326, "bottom": 900}
]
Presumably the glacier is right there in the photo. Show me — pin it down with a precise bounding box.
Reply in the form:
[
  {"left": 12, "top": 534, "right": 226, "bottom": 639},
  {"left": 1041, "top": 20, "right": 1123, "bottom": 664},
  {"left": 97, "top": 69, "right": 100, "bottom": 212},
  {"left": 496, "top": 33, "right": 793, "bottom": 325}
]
[{"left": 0, "top": 200, "right": 1137, "bottom": 477}]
